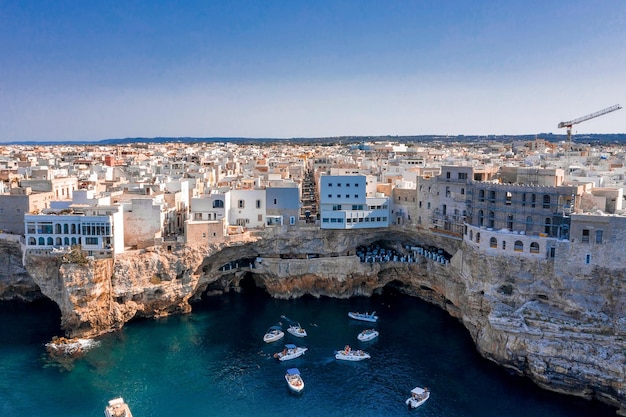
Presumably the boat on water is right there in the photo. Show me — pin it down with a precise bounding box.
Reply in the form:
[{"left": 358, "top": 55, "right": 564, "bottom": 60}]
[
  {"left": 357, "top": 328, "right": 379, "bottom": 342},
  {"left": 406, "top": 386, "right": 430, "bottom": 409},
  {"left": 263, "top": 325, "right": 285, "bottom": 343},
  {"left": 286, "top": 322, "right": 307, "bottom": 337},
  {"left": 348, "top": 311, "right": 378, "bottom": 323},
  {"left": 104, "top": 397, "right": 133, "bottom": 417},
  {"left": 335, "top": 345, "right": 370, "bottom": 361},
  {"left": 273, "top": 343, "right": 308, "bottom": 361},
  {"left": 285, "top": 368, "right": 304, "bottom": 393}
]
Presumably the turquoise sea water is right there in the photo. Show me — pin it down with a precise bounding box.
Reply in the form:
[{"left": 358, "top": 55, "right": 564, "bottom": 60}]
[{"left": 0, "top": 290, "right": 617, "bottom": 416}]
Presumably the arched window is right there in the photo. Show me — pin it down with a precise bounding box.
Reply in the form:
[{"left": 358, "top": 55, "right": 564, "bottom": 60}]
[
  {"left": 38, "top": 237, "right": 45, "bottom": 245},
  {"left": 71, "top": 237, "right": 77, "bottom": 245},
  {"left": 543, "top": 195, "right": 550, "bottom": 209},
  {"left": 47, "top": 237, "right": 53, "bottom": 245},
  {"left": 55, "top": 237, "right": 62, "bottom": 246},
  {"left": 71, "top": 224, "right": 76, "bottom": 234},
  {"left": 489, "top": 237, "right": 497, "bottom": 248},
  {"left": 29, "top": 237, "right": 36, "bottom": 245},
  {"left": 55, "top": 224, "right": 62, "bottom": 234},
  {"left": 488, "top": 211, "right": 495, "bottom": 228},
  {"left": 530, "top": 242, "right": 540, "bottom": 254},
  {"left": 213, "top": 199, "right": 224, "bottom": 208},
  {"left": 514, "top": 240, "right": 523, "bottom": 252},
  {"left": 478, "top": 190, "right": 485, "bottom": 202},
  {"left": 64, "top": 237, "right": 70, "bottom": 245},
  {"left": 63, "top": 224, "right": 69, "bottom": 234},
  {"left": 478, "top": 210, "right": 484, "bottom": 226}
]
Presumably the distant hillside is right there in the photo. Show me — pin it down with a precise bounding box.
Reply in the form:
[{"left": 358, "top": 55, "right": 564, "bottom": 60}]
[{"left": 2, "top": 133, "right": 626, "bottom": 146}]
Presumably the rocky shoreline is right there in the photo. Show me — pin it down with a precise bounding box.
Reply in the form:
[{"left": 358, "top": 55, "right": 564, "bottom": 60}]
[{"left": 0, "top": 227, "right": 624, "bottom": 415}]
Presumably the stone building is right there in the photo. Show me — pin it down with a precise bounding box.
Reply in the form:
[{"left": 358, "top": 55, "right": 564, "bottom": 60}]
[{"left": 0, "top": 187, "right": 54, "bottom": 234}]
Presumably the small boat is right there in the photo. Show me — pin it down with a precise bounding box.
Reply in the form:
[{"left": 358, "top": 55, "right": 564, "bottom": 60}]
[
  {"left": 104, "top": 397, "right": 133, "bottom": 417},
  {"left": 335, "top": 345, "right": 370, "bottom": 361},
  {"left": 273, "top": 344, "right": 308, "bottom": 361},
  {"left": 263, "top": 325, "right": 285, "bottom": 343},
  {"left": 285, "top": 367, "right": 304, "bottom": 393},
  {"left": 348, "top": 311, "right": 378, "bottom": 323},
  {"left": 406, "top": 386, "right": 430, "bottom": 409},
  {"left": 357, "top": 328, "right": 379, "bottom": 342},
  {"left": 286, "top": 322, "right": 307, "bottom": 338}
]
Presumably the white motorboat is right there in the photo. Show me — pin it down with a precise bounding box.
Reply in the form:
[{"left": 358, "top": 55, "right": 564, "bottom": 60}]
[
  {"left": 273, "top": 344, "right": 308, "bottom": 361},
  {"left": 348, "top": 311, "right": 378, "bottom": 323},
  {"left": 335, "top": 345, "right": 370, "bottom": 361},
  {"left": 406, "top": 386, "right": 430, "bottom": 409},
  {"left": 263, "top": 325, "right": 284, "bottom": 343},
  {"left": 285, "top": 368, "right": 304, "bottom": 393},
  {"left": 104, "top": 397, "right": 133, "bottom": 417},
  {"left": 286, "top": 322, "right": 307, "bottom": 338},
  {"left": 357, "top": 328, "right": 379, "bottom": 342}
]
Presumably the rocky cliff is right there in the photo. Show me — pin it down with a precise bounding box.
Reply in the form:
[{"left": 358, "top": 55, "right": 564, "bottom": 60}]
[{"left": 0, "top": 226, "right": 624, "bottom": 414}]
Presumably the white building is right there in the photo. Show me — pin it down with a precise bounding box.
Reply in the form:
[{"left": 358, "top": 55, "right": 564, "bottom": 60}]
[
  {"left": 24, "top": 205, "right": 124, "bottom": 256},
  {"left": 319, "top": 174, "right": 390, "bottom": 229}
]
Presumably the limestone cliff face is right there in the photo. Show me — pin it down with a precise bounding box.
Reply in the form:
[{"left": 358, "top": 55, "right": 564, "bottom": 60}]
[
  {"left": 23, "top": 243, "right": 209, "bottom": 338},
  {"left": 0, "top": 236, "right": 41, "bottom": 301},
  {"left": 1, "top": 226, "right": 624, "bottom": 414}
]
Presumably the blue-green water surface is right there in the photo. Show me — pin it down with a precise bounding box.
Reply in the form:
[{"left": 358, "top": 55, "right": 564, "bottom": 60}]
[{"left": 0, "top": 292, "right": 616, "bottom": 416}]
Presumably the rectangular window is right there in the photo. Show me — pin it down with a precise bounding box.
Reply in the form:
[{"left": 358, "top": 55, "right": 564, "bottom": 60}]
[
  {"left": 446, "top": 172, "right": 451, "bottom": 179},
  {"left": 595, "top": 230, "right": 603, "bottom": 244},
  {"left": 355, "top": 183, "right": 359, "bottom": 187},
  {"left": 354, "top": 194, "right": 359, "bottom": 198},
  {"left": 585, "top": 254, "right": 591, "bottom": 264},
  {"left": 273, "top": 199, "right": 277, "bottom": 204},
  {"left": 328, "top": 194, "right": 332, "bottom": 198},
  {"left": 322, "top": 218, "right": 329, "bottom": 223},
  {"left": 427, "top": 202, "right": 431, "bottom": 209},
  {"left": 289, "top": 216, "right": 295, "bottom": 225},
  {"left": 328, "top": 183, "right": 332, "bottom": 187},
  {"left": 458, "top": 172, "right": 467, "bottom": 180},
  {"left": 346, "top": 183, "right": 350, "bottom": 187},
  {"left": 582, "top": 229, "right": 590, "bottom": 243},
  {"left": 257, "top": 214, "right": 262, "bottom": 221},
  {"left": 238, "top": 200, "right": 244, "bottom": 208},
  {"left": 256, "top": 200, "right": 261, "bottom": 209},
  {"left": 337, "top": 183, "right": 341, "bottom": 187},
  {"left": 330, "top": 218, "right": 337, "bottom": 223},
  {"left": 85, "top": 237, "right": 98, "bottom": 245}
]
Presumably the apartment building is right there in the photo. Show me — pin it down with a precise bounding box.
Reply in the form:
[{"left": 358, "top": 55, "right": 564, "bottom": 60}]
[{"left": 318, "top": 174, "right": 390, "bottom": 229}]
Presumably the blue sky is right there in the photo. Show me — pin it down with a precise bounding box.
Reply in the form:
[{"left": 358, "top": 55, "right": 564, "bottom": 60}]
[{"left": 1, "top": 0, "right": 624, "bottom": 141}]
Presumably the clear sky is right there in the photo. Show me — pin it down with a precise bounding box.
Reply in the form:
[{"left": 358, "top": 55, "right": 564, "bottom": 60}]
[{"left": 1, "top": 0, "right": 624, "bottom": 142}]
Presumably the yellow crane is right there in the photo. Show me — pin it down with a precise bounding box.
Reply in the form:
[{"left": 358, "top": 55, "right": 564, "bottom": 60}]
[{"left": 558, "top": 104, "right": 622, "bottom": 149}]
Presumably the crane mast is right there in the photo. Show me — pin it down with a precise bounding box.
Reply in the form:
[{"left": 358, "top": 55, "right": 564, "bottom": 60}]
[{"left": 558, "top": 104, "right": 622, "bottom": 148}]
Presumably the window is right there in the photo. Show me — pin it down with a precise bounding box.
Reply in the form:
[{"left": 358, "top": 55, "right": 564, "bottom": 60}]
[
  {"left": 337, "top": 183, "right": 341, "bottom": 187},
  {"left": 323, "top": 218, "right": 329, "bottom": 223},
  {"left": 273, "top": 199, "right": 277, "bottom": 204},
  {"left": 345, "top": 194, "right": 350, "bottom": 198},
  {"left": 328, "top": 194, "right": 332, "bottom": 198},
  {"left": 355, "top": 183, "right": 359, "bottom": 187},
  {"left": 582, "top": 229, "right": 590, "bottom": 243},
  {"left": 458, "top": 172, "right": 467, "bottom": 180},
  {"left": 461, "top": 188, "right": 465, "bottom": 195},
  {"left": 530, "top": 242, "right": 540, "bottom": 254},
  {"left": 328, "top": 183, "right": 332, "bottom": 187},
  {"left": 86, "top": 237, "right": 98, "bottom": 245},
  {"left": 543, "top": 195, "right": 550, "bottom": 209},
  {"left": 488, "top": 211, "right": 495, "bottom": 228},
  {"left": 337, "top": 194, "right": 341, "bottom": 198},
  {"left": 506, "top": 192, "right": 512, "bottom": 205},
  {"left": 427, "top": 202, "right": 431, "bottom": 209},
  {"left": 531, "top": 194, "right": 536, "bottom": 208},
  {"left": 502, "top": 241, "right": 506, "bottom": 250},
  {"left": 488, "top": 190, "right": 496, "bottom": 203},
  {"left": 213, "top": 200, "right": 224, "bottom": 208},
  {"left": 478, "top": 210, "right": 484, "bottom": 226},
  {"left": 585, "top": 254, "right": 591, "bottom": 264},
  {"left": 476, "top": 232, "right": 480, "bottom": 243},
  {"left": 507, "top": 214, "right": 513, "bottom": 230},
  {"left": 256, "top": 200, "right": 261, "bottom": 209},
  {"left": 479, "top": 190, "right": 485, "bottom": 202},
  {"left": 445, "top": 186, "right": 450, "bottom": 197},
  {"left": 490, "top": 237, "right": 497, "bottom": 248},
  {"left": 354, "top": 194, "right": 359, "bottom": 198},
  {"left": 595, "top": 230, "right": 603, "bottom": 244},
  {"left": 346, "top": 183, "right": 350, "bottom": 187},
  {"left": 238, "top": 200, "right": 244, "bottom": 209},
  {"left": 526, "top": 216, "right": 533, "bottom": 232},
  {"left": 446, "top": 171, "right": 451, "bottom": 179},
  {"left": 514, "top": 240, "right": 523, "bottom": 252},
  {"left": 419, "top": 201, "right": 422, "bottom": 208},
  {"left": 257, "top": 214, "right": 263, "bottom": 221},
  {"left": 545, "top": 218, "right": 551, "bottom": 234}
]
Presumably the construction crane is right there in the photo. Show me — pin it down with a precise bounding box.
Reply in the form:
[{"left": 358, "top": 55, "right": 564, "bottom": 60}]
[{"left": 558, "top": 104, "right": 622, "bottom": 148}]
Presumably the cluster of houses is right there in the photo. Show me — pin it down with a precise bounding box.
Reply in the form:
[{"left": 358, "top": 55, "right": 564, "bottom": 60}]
[{"left": 1, "top": 138, "right": 625, "bottom": 268}]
